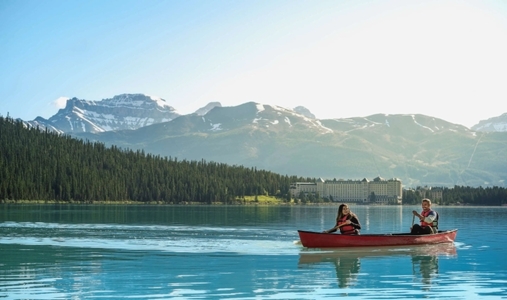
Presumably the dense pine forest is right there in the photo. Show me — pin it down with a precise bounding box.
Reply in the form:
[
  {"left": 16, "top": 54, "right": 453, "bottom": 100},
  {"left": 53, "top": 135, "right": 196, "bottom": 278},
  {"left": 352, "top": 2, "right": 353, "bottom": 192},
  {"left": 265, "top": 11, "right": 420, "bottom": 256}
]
[
  {"left": 0, "top": 117, "right": 308, "bottom": 203},
  {"left": 1, "top": 116, "right": 506, "bottom": 205},
  {"left": 403, "top": 186, "right": 507, "bottom": 206}
]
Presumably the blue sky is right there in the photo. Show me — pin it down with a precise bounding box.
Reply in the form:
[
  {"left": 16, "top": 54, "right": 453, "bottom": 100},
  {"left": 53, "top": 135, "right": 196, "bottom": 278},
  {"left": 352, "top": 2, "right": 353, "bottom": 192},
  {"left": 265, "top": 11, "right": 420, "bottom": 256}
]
[{"left": 1, "top": 0, "right": 507, "bottom": 128}]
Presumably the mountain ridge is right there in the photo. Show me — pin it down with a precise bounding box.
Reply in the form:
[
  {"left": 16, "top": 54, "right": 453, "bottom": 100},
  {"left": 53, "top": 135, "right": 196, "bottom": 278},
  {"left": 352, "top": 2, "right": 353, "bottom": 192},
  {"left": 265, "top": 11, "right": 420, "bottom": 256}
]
[
  {"left": 71, "top": 99, "right": 507, "bottom": 188},
  {"left": 15, "top": 93, "right": 507, "bottom": 188},
  {"left": 19, "top": 93, "right": 507, "bottom": 134}
]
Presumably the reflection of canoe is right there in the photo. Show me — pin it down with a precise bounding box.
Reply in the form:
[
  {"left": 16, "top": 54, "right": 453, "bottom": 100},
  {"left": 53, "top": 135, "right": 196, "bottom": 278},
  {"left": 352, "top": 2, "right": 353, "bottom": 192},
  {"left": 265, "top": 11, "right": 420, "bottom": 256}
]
[
  {"left": 298, "top": 243, "right": 456, "bottom": 288},
  {"left": 298, "top": 229, "right": 458, "bottom": 248},
  {"left": 298, "top": 243, "right": 457, "bottom": 265}
]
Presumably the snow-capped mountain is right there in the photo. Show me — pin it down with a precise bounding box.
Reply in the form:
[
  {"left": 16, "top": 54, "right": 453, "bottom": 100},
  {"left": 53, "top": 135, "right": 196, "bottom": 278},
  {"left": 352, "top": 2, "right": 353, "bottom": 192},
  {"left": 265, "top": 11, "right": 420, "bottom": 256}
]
[
  {"left": 22, "top": 94, "right": 320, "bottom": 135},
  {"left": 471, "top": 113, "right": 507, "bottom": 132},
  {"left": 25, "top": 94, "right": 181, "bottom": 133}
]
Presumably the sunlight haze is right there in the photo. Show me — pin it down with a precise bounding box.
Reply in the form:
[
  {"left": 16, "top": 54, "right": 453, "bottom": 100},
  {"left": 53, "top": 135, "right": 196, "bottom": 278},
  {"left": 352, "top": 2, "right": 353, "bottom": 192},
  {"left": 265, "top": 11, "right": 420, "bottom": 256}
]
[{"left": 1, "top": 0, "right": 506, "bottom": 128}]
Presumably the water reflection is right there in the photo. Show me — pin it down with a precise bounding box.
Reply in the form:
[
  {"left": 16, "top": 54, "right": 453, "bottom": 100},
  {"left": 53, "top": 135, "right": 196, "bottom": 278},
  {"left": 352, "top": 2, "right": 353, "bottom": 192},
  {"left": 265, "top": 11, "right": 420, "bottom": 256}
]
[
  {"left": 333, "top": 256, "right": 360, "bottom": 288},
  {"left": 298, "top": 243, "right": 457, "bottom": 288},
  {"left": 412, "top": 253, "right": 438, "bottom": 286},
  {"left": 410, "top": 243, "right": 457, "bottom": 287}
]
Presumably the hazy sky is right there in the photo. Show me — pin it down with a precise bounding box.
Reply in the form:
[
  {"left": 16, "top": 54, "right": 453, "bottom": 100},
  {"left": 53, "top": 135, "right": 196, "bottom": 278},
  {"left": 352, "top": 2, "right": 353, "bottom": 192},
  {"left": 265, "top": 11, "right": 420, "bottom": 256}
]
[{"left": 1, "top": 0, "right": 507, "bottom": 128}]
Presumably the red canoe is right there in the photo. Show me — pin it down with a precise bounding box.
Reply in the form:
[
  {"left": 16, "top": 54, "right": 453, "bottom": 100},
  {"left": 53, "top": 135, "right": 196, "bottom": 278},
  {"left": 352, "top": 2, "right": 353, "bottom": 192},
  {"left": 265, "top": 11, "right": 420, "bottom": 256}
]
[{"left": 297, "top": 229, "right": 458, "bottom": 248}]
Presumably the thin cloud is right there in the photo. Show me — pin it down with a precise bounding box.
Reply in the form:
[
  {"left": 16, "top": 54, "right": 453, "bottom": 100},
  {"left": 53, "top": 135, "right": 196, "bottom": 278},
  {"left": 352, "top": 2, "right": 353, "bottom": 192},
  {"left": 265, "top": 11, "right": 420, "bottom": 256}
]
[{"left": 52, "top": 97, "right": 69, "bottom": 109}]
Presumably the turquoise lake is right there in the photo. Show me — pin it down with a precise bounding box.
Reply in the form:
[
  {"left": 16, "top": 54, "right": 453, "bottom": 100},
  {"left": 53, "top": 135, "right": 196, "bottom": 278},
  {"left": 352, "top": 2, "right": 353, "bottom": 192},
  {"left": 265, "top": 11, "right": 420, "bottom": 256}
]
[{"left": 1, "top": 204, "right": 506, "bottom": 299}]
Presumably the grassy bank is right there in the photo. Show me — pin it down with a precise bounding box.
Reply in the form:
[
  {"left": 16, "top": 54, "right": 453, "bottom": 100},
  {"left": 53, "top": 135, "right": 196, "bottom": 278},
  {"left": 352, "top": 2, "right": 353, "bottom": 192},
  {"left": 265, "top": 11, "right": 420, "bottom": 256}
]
[{"left": 0, "top": 196, "right": 293, "bottom": 205}]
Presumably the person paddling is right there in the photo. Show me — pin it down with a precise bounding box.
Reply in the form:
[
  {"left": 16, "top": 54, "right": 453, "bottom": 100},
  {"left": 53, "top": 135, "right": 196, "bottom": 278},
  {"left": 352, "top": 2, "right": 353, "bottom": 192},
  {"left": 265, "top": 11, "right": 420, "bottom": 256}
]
[
  {"left": 411, "top": 198, "right": 438, "bottom": 234},
  {"left": 324, "top": 204, "right": 361, "bottom": 235}
]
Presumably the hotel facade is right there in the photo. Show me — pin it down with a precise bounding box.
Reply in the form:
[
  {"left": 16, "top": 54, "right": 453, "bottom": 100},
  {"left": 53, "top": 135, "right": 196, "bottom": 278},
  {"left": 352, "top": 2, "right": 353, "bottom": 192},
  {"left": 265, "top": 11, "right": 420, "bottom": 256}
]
[{"left": 290, "top": 177, "right": 402, "bottom": 204}]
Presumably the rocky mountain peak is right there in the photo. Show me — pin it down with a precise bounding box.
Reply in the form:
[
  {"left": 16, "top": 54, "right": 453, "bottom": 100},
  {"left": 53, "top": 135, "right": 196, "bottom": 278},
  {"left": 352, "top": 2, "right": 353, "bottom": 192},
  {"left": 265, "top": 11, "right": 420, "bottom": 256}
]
[
  {"left": 293, "top": 106, "right": 316, "bottom": 119},
  {"left": 194, "top": 102, "right": 222, "bottom": 116},
  {"left": 471, "top": 113, "right": 507, "bottom": 132},
  {"left": 25, "top": 94, "right": 180, "bottom": 133}
]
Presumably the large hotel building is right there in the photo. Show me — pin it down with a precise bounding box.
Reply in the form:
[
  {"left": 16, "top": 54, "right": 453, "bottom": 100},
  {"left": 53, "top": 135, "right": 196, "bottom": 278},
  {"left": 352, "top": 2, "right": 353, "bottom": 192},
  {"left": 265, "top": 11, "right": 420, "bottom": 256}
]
[{"left": 290, "top": 177, "right": 402, "bottom": 204}]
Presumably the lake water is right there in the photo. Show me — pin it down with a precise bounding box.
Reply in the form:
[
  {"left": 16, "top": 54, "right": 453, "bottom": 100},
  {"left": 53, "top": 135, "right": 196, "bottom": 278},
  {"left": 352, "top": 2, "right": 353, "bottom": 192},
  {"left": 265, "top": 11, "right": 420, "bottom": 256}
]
[{"left": 1, "top": 204, "right": 506, "bottom": 299}]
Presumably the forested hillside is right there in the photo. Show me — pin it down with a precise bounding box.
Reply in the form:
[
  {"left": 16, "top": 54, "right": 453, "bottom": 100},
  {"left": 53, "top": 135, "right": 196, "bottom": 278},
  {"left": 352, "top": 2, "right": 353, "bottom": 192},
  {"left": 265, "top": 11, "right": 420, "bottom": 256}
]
[{"left": 0, "top": 117, "right": 304, "bottom": 203}]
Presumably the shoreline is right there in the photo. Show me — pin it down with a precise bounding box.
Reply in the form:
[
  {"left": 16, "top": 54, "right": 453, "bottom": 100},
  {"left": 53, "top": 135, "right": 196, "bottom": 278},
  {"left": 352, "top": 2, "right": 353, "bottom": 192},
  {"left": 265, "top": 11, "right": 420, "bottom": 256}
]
[
  {"left": 0, "top": 199, "right": 335, "bottom": 206},
  {"left": 0, "top": 200, "right": 487, "bottom": 206}
]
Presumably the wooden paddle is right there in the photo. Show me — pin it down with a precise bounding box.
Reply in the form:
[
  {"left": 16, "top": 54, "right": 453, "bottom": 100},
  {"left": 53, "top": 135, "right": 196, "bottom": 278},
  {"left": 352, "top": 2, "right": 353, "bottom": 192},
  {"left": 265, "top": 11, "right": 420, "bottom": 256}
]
[{"left": 323, "top": 221, "right": 349, "bottom": 233}]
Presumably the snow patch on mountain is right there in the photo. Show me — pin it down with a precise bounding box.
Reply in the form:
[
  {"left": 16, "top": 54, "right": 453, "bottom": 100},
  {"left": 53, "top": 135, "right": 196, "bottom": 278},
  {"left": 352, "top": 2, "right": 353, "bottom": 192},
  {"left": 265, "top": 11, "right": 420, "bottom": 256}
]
[
  {"left": 315, "top": 121, "right": 333, "bottom": 133},
  {"left": 210, "top": 123, "right": 222, "bottom": 131},
  {"left": 412, "top": 115, "right": 435, "bottom": 132}
]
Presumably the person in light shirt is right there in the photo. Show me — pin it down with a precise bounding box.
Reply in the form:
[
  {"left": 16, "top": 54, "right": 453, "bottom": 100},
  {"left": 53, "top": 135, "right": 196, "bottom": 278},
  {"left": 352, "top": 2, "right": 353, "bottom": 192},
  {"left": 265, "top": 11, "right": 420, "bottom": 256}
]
[{"left": 411, "top": 198, "right": 438, "bottom": 234}]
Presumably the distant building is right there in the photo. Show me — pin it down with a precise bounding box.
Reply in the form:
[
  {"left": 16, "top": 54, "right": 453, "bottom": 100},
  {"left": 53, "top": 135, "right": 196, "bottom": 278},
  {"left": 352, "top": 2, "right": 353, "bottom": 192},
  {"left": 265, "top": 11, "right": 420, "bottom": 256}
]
[
  {"left": 290, "top": 177, "right": 402, "bottom": 204},
  {"left": 417, "top": 186, "right": 443, "bottom": 203}
]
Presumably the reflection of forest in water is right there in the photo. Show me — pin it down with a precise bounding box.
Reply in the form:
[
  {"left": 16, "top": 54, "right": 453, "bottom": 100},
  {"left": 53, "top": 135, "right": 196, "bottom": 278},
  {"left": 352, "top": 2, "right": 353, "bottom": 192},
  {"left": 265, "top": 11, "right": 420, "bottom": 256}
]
[{"left": 298, "top": 243, "right": 456, "bottom": 288}]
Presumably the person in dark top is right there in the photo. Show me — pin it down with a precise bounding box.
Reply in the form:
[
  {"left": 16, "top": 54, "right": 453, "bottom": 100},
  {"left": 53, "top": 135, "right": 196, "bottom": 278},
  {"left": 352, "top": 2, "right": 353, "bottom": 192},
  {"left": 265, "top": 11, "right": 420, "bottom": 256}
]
[
  {"left": 324, "top": 203, "right": 361, "bottom": 235},
  {"left": 411, "top": 198, "right": 438, "bottom": 234}
]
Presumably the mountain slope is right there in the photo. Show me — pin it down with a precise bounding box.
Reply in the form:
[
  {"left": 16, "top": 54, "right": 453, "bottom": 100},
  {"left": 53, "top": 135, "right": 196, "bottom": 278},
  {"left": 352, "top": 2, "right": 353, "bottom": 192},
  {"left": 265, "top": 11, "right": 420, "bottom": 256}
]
[{"left": 74, "top": 104, "right": 507, "bottom": 188}]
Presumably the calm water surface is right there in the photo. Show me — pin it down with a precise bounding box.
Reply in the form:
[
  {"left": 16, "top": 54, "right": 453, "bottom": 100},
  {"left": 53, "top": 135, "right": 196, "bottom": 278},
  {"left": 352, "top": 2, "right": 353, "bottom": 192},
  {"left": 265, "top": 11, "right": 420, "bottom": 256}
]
[{"left": 1, "top": 205, "right": 506, "bottom": 299}]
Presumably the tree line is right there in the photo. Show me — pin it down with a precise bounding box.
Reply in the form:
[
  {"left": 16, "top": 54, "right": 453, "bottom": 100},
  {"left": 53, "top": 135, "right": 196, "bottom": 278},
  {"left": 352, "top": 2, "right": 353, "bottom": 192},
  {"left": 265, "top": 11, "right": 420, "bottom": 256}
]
[
  {"left": 403, "top": 186, "right": 507, "bottom": 206},
  {"left": 0, "top": 117, "right": 312, "bottom": 203}
]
